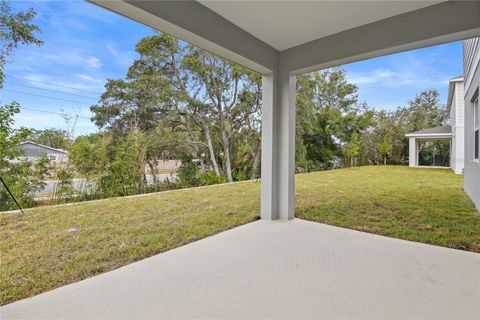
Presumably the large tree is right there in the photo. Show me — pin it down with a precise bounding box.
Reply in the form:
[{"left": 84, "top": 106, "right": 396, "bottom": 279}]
[
  {"left": 0, "top": 1, "right": 46, "bottom": 210},
  {"left": 91, "top": 34, "right": 262, "bottom": 182},
  {"left": 28, "top": 128, "right": 71, "bottom": 150},
  {"left": 0, "top": 0, "right": 42, "bottom": 86},
  {"left": 360, "top": 90, "right": 448, "bottom": 166},
  {"left": 296, "top": 69, "right": 373, "bottom": 171},
  {"left": 0, "top": 103, "right": 50, "bottom": 210}
]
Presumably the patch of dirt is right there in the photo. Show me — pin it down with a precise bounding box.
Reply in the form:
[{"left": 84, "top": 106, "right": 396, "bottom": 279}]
[{"left": 354, "top": 225, "right": 371, "bottom": 233}]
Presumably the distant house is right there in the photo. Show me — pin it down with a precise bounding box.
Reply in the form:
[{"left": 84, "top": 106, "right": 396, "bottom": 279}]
[
  {"left": 405, "top": 77, "right": 465, "bottom": 174},
  {"left": 11, "top": 141, "right": 69, "bottom": 165},
  {"left": 447, "top": 76, "right": 465, "bottom": 175},
  {"left": 145, "top": 159, "right": 181, "bottom": 173},
  {"left": 405, "top": 38, "right": 479, "bottom": 210}
]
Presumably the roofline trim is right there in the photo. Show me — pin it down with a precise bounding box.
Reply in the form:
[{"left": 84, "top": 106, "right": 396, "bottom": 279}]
[
  {"left": 447, "top": 76, "right": 465, "bottom": 112},
  {"left": 405, "top": 133, "right": 452, "bottom": 138}
]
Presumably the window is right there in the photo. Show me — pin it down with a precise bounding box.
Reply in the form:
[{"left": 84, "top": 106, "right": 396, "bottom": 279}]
[
  {"left": 474, "top": 97, "right": 479, "bottom": 160},
  {"left": 49, "top": 155, "right": 56, "bottom": 161}
]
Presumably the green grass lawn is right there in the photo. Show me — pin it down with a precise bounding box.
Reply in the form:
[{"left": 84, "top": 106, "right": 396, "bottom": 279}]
[
  {"left": 296, "top": 166, "right": 479, "bottom": 252},
  {"left": 1, "top": 166, "right": 478, "bottom": 305}
]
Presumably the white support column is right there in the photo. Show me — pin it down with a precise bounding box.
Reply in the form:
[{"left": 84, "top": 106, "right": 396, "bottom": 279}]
[
  {"left": 261, "top": 73, "right": 277, "bottom": 219},
  {"left": 409, "top": 137, "right": 417, "bottom": 167},
  {"left": 415, "top": 137, "right": 419, "bottom": 166},
  {"left": 261, "top": 68, "right": 296, "bottom": 220}
]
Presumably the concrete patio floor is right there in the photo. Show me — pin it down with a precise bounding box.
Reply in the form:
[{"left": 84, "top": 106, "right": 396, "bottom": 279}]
[{"left": 2, "top": 219, "right": 479, "bottom": 319}]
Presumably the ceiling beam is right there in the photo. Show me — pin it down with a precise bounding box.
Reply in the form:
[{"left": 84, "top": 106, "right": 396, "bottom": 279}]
[
  {"left": 90, "top": 1, "right": 479, "bottom": 76},
  {"left": 280, "top": 1, "right": 480, "bottom": 74},
  {"left": 89, "top": 0, "right": 278, "bottom": 74}
]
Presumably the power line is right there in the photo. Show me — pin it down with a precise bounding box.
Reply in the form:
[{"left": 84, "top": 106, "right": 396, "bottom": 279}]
[
  {"left": 20, "top": 107, "right": 92, "bottom": 119},
  {"left": 8, "top": 75, "right": 104, "bottom": 95},
  {"left": 4, "top": 82, "right": 100, "bottom": 100},
  {"left": 2, "top": 89, "right": 95, "bottom": 106}
]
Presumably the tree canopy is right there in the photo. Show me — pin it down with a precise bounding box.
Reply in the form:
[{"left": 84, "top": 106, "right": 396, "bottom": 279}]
[
  {"left": 0, "top": 0, "right": 42, "bottom": 85},
  {"left": 91, "top": 34, "right": 262, "bottom": 183}
]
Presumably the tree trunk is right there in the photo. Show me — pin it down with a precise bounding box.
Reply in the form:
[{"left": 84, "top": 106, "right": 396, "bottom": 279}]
[
  {"left": 350, "top": 157, "right": 354, "bottom": 167},
  {"left": 198, "top": 156, "right": 206, "bottom": 173},
  {"left": 217, "top": 101, "right": 233, "bottom": 183},
  {"left": 185, "top": 120, "right": 206, "bottom": 173},
  {"left": 203, "top": 125, "right": 221, "bottom": 176},
  {"left": 220, "top": 129, "right": 233, "bottom": 182},
  {"left": 251, "top": 140, "right": 261, "bottom": 179},
  {"left": 147, "top": 161, "right": 157, "bottom": 185},
  {"left": 383, "top": 155, "right": 387, "bottom": 165}
]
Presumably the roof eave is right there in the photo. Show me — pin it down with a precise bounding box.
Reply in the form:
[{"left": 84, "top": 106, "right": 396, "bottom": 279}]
[
  {"left": 19, "top": 141, "right": 69, "bottom": 154},
  {"left": 447, "top": 76, "right": 464, "bottom": 113},
  {"left": 405, "top": 133, "right": 452, "bottom": 138}
]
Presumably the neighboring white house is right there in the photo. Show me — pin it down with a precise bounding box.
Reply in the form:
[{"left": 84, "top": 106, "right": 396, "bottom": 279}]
[
  {"left": 405, "top": 125, "right": 453, "bottom": 168},
  {"left": 405, "top": 77, "right": 465, "bottom": 174},
  {"left": 406, "top": 38, "right": 479, "bottom": 210},
  {"left": 463, "top": 37, "right": 480, "bottom": 210},
  {"left": 10, "top": 141, "right": 69, "bottom": 165},
  {"left": 448, "top": 76, "right": 465, "bottom": 174}
]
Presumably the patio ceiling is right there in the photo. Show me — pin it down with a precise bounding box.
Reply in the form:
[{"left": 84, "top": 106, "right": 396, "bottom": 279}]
[
  {"left": 91, "top": 0, "right": 479, "bottom": 74},
  {"left": 198, "top": 1, "right": 444, "bottom": 51}
]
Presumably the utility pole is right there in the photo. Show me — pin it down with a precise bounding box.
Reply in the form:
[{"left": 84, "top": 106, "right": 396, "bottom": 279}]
[{"left": 70, "top": 114, "right": 79, "bottom": 139}]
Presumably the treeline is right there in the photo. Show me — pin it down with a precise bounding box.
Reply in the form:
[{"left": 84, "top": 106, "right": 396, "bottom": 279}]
[
  {"left": 88, "top": 34, "right": 449, "bottom": 179},
  {"left": 295, "top": 71, "right": 448, "bottom": 171},
  {"left": 90, "top": 34, "right": 263, "bottom": 184},
  {"left": 1, "top": 33, "right": 449, "bottom": 211}
]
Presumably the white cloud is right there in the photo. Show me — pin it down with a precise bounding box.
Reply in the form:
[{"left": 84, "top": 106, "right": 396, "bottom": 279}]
[
  {"left": 12, "top": 50, "right": 103, "bottom": 70},
  {"left": 106, "top": 41, "right": 136, "bottom": 68},
  {"left": 106, "top": 43, "right": 119, "bottom": 58},
  {"left": 348, "top": 69, "right": 395, "bottom": 85},
  {"left": 73, "top": 74, "right": 104, "bottom": 83},
  {"left": 343, "top": 47, "right": 459, "bottom": 94},
  {"left": 20, "top": 73, "right": 105, "bottom": 95},
  {"left": 28, "top": 0, "right": 117, "bottom": 27},
  {"left": 347, "top": 67, "right": 449, "bottom": 89},
  {"left": 83, "top": 55, "right": 103, "bottom": 69}
]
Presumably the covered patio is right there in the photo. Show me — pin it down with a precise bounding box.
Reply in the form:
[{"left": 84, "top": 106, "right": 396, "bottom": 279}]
[
  {"left": 2, "top": 1, "right": 479, "bottom": 318},
  {"left": 3, "top": 219, "right": 480, "bottom": 319},
  {"left": 406, "top": 125, "right": 452, "bottom": 168}
]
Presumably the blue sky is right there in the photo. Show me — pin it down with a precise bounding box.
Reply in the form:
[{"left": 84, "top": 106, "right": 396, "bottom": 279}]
[{"left": 3, "top": 1, "right": 463, "bottom": 137}]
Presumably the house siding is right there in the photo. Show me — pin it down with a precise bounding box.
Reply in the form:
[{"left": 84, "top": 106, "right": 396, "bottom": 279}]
[
  {"left": 464, "top": 38, "right": 479, "bottom": 91},
  {"left": 11, "top": 142, "right": 69, "bottom": 165},
  {"left": 448, "top": 79, "right": 465, "bottom": 175},
  {"left": 463, "top": 37, "right": 480, "bottom": 210},
  {"left": 455, "top": 82, "right": 465, "bottom": 128},
  {"left": 452, "top": 81, "right": 464, "bottom": 174}
]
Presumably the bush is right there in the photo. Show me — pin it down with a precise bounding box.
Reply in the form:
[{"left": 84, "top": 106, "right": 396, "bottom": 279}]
[{"left": 199, "top": 170, "right": 228, "bottom": 185}]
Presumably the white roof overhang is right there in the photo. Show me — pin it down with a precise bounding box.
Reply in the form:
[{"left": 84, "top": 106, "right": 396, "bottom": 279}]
[
  {"left": 89, "top": 1, "right": 480, "bottom": 74},
  {"left": 405, "top": 133, "right": 452, "bottom": 139}
]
